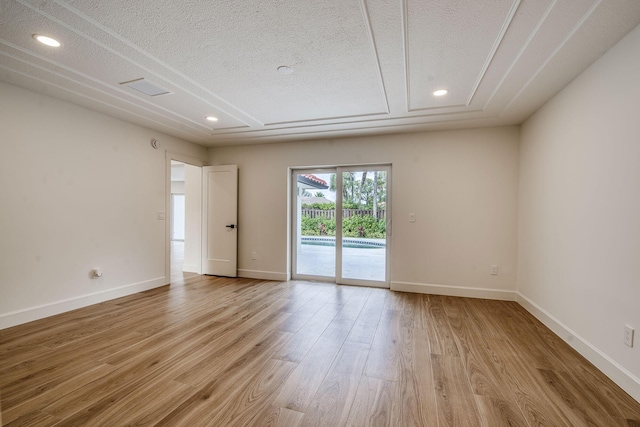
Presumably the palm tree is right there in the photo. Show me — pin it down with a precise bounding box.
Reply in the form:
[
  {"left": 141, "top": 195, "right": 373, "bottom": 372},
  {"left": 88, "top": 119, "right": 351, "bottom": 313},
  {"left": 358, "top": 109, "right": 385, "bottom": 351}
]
[
  {"left": 373, "top": 171, "right": 378, "bottom": 217},
  {"left": 358, "top": 171, "right": 367, "bottom": 205}
]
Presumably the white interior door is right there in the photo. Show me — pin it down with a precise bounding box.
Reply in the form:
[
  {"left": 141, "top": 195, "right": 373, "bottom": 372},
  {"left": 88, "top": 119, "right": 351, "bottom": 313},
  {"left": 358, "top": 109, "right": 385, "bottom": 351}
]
[{"left": 202, "top": 165, "right": 238, "bottom": 277}]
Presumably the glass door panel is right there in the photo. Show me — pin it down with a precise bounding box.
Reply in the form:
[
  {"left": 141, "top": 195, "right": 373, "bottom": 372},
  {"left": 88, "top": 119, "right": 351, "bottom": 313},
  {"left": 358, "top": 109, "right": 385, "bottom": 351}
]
[
  {"left": 293, "top": 170, "right": 336, "bottom": 278},
  {"left": 340, "top": 168, "right": 388, "bottom": 283}
]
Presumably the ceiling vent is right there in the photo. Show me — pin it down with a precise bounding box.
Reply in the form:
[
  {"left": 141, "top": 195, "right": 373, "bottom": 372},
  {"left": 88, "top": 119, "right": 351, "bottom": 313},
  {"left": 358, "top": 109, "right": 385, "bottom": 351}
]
[{"left": 119, "top": 78, "right": 171, "bottom": 97}]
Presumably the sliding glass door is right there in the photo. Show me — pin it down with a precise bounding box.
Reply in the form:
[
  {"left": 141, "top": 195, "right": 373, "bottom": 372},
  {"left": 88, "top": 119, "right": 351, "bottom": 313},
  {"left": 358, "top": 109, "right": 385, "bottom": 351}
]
[{"left": 292, "top": 165, "right": 390, "bottom": 288}]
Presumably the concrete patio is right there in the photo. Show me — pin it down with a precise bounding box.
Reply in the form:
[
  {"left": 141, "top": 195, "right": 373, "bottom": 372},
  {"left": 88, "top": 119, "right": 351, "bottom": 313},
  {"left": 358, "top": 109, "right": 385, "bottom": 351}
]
[{"left": 296, "top": 239, "right": 386, "bottom": 281}]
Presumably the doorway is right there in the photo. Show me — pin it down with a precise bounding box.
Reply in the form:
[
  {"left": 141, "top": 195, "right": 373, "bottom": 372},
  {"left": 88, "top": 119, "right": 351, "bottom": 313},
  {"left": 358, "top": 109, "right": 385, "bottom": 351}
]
[
  {"left": 291, "top": 165, "right": 391, "bottom": 288},
  {"left": 167, "top": 157, "right": 203, "bottom": 283}
]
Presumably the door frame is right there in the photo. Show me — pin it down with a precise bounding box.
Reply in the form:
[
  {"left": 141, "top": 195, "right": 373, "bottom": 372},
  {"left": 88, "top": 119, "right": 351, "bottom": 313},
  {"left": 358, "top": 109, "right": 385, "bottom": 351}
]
[
  {"left": 164, "top": 151, "right": 207, "bottom": 283},
  {"left": 290, "top": 164, "right": 392, "bottom": 288}
]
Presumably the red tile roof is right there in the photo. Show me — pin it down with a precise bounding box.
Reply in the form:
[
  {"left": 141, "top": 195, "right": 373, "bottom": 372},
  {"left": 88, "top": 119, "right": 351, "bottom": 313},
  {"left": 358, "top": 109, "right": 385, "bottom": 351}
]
[{"left": 301, "top": 174, "right": 328, "bottom": 186}]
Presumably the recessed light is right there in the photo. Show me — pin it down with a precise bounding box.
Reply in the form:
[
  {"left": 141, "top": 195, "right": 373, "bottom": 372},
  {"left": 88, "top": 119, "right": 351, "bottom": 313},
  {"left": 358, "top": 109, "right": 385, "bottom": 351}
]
[
  {"left": 277, "top": 66, "right": 294, "bottom": 75},
  {"left": 205, "top": 116, "right": 218, "bottom": 122},
  {"left": 433, "top": 89, "right": 448, "bottom": 97},
  {"left": 33, "top": 34, "right": 61, "bottom": 47}
]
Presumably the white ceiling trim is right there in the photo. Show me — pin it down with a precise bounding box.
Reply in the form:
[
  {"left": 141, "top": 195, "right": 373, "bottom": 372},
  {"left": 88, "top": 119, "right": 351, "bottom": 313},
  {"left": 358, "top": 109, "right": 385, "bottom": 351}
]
[
  {"left": 484, "top": 0, "right": 556, "bottom": 110},
  {"left": 358, "top": 0, "right": 391, "bottom": 115},
  {"left": 501, "top": 0, "right": 601, "bottom": 115},
  {"left": 213, "top": 107, "right": 486, "bottom": 137},
  {"left": 401, "top": 0, "right": 411, "bottom": 113},
  {"left": 210, "top": 108, "right": 486, "bottom": 140},
  {"left": 466, "top": 0, "right": 522, "bottom": 107},
  {"left": 209, "top": 113, "right": 497, "bottom": 144}
]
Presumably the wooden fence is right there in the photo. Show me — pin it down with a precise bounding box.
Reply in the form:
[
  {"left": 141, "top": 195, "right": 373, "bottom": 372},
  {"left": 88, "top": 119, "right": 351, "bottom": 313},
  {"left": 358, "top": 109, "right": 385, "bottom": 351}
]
[{"left": 302, "top": 209, "right": 386, "bottom": 220}]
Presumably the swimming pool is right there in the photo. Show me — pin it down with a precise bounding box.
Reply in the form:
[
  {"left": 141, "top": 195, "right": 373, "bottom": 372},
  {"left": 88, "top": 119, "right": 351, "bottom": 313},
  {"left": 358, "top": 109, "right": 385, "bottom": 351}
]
[{"left": 301, "top": 236, "right": 385, "bottom": 249}]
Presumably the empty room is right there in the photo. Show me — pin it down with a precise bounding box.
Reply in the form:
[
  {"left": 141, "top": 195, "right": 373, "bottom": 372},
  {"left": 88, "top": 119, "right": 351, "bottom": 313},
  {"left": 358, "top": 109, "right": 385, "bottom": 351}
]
[{"left": 1, "top": 0, "right": 640, "bottom": 425}]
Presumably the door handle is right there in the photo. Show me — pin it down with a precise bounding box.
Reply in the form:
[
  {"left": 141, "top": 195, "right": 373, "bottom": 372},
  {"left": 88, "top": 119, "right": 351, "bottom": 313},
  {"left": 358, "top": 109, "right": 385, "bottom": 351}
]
[{"left": 225, "top": 224, "right": 236, "bottom": 229}]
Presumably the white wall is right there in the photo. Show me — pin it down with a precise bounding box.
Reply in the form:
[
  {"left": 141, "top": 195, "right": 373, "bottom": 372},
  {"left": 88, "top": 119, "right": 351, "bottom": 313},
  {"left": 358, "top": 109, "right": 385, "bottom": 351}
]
[
  {"left": 183, "top": 164, "right": 202, "bottom": 273},
  {"left": 210, "top": 127, "right": 520, "bottom": 297},
  {"left": 0, "top": 81, "right": 208, "bottom": 329},
  {"left": 518, "top": 25, "right": 640, "bottom": 399}
]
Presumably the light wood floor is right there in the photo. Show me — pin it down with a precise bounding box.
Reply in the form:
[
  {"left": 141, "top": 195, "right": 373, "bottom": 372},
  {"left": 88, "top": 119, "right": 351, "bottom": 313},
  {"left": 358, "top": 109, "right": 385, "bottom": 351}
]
[
  {"left": 170, "top": 240, "right": 199, "bottom": 284},
  {"left": 1, "top": 277, "right": 639, "bottom": 426}
]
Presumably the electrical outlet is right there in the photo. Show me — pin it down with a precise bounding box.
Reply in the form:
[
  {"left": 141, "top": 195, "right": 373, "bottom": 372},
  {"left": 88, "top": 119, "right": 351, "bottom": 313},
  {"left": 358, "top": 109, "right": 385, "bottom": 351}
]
[
  {"left": 409, "top": 213, "right": 416, "bottom": 223},
  {"left": 624, "top": 325, "right": 634, "bottom": 347},
  {"left": 251, "top": 251, "right": 257, "bottom": 260},
  {"left": 491, "top": 265, "right": 498, "bottom": 275}
]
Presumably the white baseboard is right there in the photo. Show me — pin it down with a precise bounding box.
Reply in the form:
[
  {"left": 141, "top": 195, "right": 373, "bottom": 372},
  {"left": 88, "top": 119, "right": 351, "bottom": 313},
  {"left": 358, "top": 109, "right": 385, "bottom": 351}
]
[
  {"left": 516, "top": 292, "right": 640, "bottom": 403},
  {"left": 0, "top": 277, "right": 167, "bottom": 330},
  {"left": 238, "top": 269, "right": 289, "bottom": 281},
  {"left": 390, "top": 280, "right": 517, "bottom": 301},
  {"left": 182, "top": 264, "right": 200, "bottom": 274}
]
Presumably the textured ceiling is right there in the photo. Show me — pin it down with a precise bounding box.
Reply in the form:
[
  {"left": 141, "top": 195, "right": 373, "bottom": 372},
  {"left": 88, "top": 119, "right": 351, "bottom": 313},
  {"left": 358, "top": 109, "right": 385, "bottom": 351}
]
[{"left": 2, "top": 0, "right": 640, "bottom": 147}]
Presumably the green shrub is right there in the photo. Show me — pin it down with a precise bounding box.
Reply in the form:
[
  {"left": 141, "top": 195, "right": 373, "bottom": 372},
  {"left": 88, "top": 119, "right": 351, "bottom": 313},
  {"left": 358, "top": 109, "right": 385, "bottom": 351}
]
[
  {"left": 301, "top": 213, "right": 385, "bottom": 238},
  {"left": 342, "top": 215, "right": 385, "bottom": 238},
  {"left": 301, "top": 214, "right": 336, "bottom": 236}
]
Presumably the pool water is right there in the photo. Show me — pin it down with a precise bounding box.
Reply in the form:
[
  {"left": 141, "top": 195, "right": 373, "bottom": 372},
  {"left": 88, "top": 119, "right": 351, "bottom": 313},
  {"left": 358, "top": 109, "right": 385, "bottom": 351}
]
[{"left": 301, "top": 236, "right": 385, "bottom": 249}]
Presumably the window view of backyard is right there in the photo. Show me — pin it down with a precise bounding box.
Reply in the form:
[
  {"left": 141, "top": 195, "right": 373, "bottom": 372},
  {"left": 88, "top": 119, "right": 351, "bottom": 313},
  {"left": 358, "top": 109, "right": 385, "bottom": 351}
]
[{"left": 295, "top": 168, "right": 388, "bottom": 283}]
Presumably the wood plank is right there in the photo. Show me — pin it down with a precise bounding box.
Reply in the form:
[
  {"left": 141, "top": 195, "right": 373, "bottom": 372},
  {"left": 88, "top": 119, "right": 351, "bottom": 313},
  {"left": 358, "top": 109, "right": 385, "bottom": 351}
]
[
  {"left": 346, "top": 289, "right": 387, "bottom": 345},
  {"left": 431, "top": 354, "right": 483, "bottom": 427},
  {"left": 300, "top": 341, "right": 370, "bottom": 426},
  {"left": 1, "top": 363, "right": 117, "bottom": 425},
  {"left": 475, "top": 395, "right": 532, "bottom": 427},
  {"left": 55, "top": 380, "right": 194, "bottom": 427},
  {"left": 364, "top": 308, "right": 403, "bottom": 382},
  {"left": 537, "top": 368, "right": 620, "bottom": 426},
  {"left": 273, "top": 298, "right": 363, "bottom": 412},
  {"left": 496, "top": 338, "right": 580, "bottom": 426},
  {"left": 3, "top": 409, "right": 60, "bottom": 427},
  {"left": 152, "top": 332, "right": 294, "bottom": 427},
  {"left": 390, "top": 328, "right": 439, "bottom": 426},
  {"left": 344, "top": 376, "right": 395, "bottom": 427},
  {"left": 172, "top": 308, "right": 292, "bottom": 387},
  {"left": 208, "top": 359, "right": 298, "bottom": 426},
  {"left": 272, "top": 301, "right": 344, "bottom": 363},
  {"left": 424, "top": 295, "right": 460, "bottom": 356},
  {"left": 568, "top": 362, "right": 640, "bottom": 421},
  {"left": 257, "top": 407, "right": 305, "bottom": 427}
]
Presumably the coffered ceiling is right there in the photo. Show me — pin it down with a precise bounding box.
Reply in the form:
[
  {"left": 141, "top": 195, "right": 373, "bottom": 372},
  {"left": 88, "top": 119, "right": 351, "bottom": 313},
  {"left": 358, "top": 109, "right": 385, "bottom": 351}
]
[{"left": 2, "top": 0, "right": 640, "bottom": 146}]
